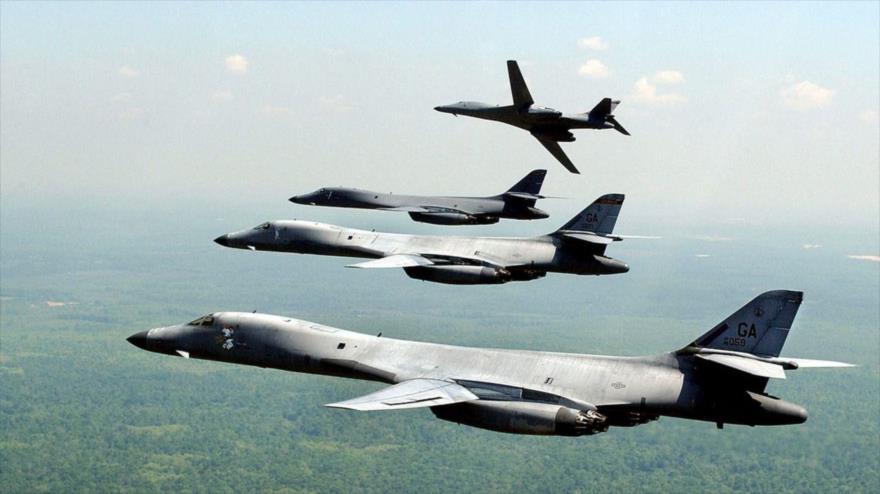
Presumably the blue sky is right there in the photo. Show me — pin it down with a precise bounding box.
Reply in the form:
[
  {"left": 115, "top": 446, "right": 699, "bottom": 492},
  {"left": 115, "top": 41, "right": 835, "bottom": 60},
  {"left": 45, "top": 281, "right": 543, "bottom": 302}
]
[{"left": 1, "top": 1, "right": 878, "bottom": 234}]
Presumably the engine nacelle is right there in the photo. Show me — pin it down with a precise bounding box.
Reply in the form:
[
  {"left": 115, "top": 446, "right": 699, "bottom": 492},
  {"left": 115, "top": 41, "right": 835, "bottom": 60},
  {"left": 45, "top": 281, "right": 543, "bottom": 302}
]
[
  {"left": 408, "top": 212, "right": 498, "bottom": 225},
  {"left": 403, "top": 265, "right": 511, "bottom": 285},
  {"left": 605, "top": 411, "right": 659, "bottom": 427},
  {"left": 532, "top": 130, "right": 575, "bottom": 142},
  {"left": 526, "top": 107, "right": 563, "bottom": 120},
  {"left": 432, "top": 401, "right": 609, "bottom": 436}
]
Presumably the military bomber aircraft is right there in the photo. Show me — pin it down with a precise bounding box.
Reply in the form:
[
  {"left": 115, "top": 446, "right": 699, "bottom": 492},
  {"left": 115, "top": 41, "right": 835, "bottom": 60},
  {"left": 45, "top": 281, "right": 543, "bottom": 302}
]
[
  {"left": 128, "top": 290, "right": 853, "bottom": 436},
  {"left": 435, "top": 60, "right": 629, "bottom": 174},
  {"left": 290, "top": 169, "right": 550, "bottom": 225},
  {"left": 215, "top": 194, "right": 635, "bottom": 284}
]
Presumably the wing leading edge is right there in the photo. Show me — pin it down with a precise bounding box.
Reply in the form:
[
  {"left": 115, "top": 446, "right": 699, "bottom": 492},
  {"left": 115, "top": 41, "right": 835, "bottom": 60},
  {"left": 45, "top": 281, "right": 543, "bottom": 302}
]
[
  {"left": 534, "top": 136, "right": 579, "bottom": 174},
  {"left": 325, "top": 378, "right": 479, "bottom": 411},
  {"left": 347, "top": 254, "right": 435, "bottom": 269}
]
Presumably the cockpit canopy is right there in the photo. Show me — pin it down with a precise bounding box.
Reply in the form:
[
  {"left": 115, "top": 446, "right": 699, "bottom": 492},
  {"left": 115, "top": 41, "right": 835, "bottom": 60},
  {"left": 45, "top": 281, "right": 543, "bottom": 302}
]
[
  {"left": 253, "top": 222, "right": 271, "bottom": 230},
  {"left": 187, "top": 314, "right": 215, "bottom": 326}
]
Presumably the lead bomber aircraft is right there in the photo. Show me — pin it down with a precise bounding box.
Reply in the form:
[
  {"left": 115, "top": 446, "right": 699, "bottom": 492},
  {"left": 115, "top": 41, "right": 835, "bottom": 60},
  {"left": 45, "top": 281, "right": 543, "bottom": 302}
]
[
  {"left": 128, "top": 290, "right": 853, "bottom": 435},
  {"left": 290, "top": 169, "right": 550, "bottom": 226},
  {"left": 215, "top": 194, "right": 636, "bottom": 284},
  {"left": 435, "top": 60, "right": 630, "bottom": 174}
]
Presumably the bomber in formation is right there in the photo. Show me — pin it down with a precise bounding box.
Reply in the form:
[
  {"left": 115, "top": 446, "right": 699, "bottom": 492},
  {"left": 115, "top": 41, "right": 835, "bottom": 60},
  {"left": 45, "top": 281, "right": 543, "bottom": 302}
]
[
  {"left": 215, "top": 194, "right": 631, "bottom": 284},
  {"left": 435, "top": 60, "right": 629, "bottom": 174},
  {"left": 128, "top": 290, "right": 852, "bottom": 435},
  {"left": 132, "top": 58, "right": 853, "bottom": 436},
  {"left": 291, "top": 169, "right": 550, "bottom": 225}
]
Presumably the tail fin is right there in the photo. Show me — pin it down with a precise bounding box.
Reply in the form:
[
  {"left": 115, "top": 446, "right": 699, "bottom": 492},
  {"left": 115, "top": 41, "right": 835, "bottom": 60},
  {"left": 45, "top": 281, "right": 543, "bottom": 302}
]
[
  {"left": 506, "top": 169, "right": 547, "bottom": 195},
  {"left": 507, "top": 60, "right": 534, "bottom": 109},
  {"left": 688, "top": 291, "right": 803, "bottom": 357},
  {"left": 556, "top": 194, "right": 624, "bottom": 234},
  {"left": 589, "top": 97, "right": 620, "bottom": 117}
]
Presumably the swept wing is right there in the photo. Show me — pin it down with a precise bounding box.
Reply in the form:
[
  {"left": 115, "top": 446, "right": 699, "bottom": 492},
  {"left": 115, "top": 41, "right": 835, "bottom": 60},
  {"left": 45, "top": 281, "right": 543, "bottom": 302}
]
[
  {"left": 347, "top": 254, "right": 435, "bottom": 269},
  {"left": 325, "top": 378, "right": 479, "bottom": 411},
  {"left": 534, "top": 136, "right": 579, "bottom": 174}
]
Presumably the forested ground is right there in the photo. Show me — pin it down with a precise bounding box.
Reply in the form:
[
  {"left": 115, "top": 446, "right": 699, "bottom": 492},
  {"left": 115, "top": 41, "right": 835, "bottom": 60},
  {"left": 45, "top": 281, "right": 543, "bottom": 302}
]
[{"left": 1, "top": 207, "right": 878, "bottom": 493}]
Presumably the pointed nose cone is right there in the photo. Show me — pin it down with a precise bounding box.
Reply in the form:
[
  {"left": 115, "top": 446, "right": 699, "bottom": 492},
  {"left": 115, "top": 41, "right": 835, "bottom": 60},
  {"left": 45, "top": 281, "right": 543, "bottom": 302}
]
[
  {"left": 289, "top": 195, "right": 304, "bottom": 204},
  {"left": 127, "top": 330, "right": 149, "bottom": 350},
  {"left": 214, "top": 234, "right": 230, "bottom": 247}
]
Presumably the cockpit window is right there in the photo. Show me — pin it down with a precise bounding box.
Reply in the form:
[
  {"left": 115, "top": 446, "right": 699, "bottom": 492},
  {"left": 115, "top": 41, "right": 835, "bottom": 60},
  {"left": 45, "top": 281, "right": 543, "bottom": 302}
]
[
  {"left": 187, "top": 315, "right": 215, "bottom": 326},
  {"left": 254, "top": 222, "right": 271, "bottom": 230}
]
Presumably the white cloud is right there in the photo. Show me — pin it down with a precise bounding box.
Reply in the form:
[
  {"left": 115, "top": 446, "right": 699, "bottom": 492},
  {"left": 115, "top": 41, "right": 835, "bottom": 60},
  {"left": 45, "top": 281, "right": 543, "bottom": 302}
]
[
  {"left": 578, "top": 36, "right": 608, "bottom": 50},
  {"left": 848, "top": 255, "right": 880, "bottom": 263},
  {"left": 118, "top": 66, "right": 140, "bottom": 78},
  {"left": 632, "top": 77, "right": 685, "bottom": 105},
  {"left": 578, "top": 59, "right": 609, "bottom": 79},
  {"left": 695, "top": 254, "right": 712, "bottom": 258},
  {"left": 859, "top": 110, "right": 878, "bottom": 123},
  {"left": 630, "top": 70, "right": 687, "bottom": 105},
  {"left": 652, "top": 70, "right": 684, "bottom": 84},
  {"left": 802, "top": 244, "right": 823, "bottom": 249},
  {"left": 211, "top": 90, "right": 233, "bottom": 102},
  {"left": 781, "top": 81, "right": 834, "bottom": 110},
  {"left": 225, "top": 54, "right": 248, "bottom": 74}
]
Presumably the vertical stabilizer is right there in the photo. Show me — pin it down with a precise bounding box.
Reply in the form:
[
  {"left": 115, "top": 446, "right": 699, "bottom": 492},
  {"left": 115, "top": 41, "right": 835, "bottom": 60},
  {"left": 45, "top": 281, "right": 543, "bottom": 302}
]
[
  {"left": 589, "top": 98, "right": 619, "bottom": 117},
  {"left": 507, "top": 60, "right": 534, "bottom": 109},
  {"left": 555, "top": 194, "right": 624, "bottom": 235},
  {"left": 506, "top": 169, "right": 547, "bottom": 196},
  {"left": 688, "top": 291, "right": 803, "bottom": 357}
]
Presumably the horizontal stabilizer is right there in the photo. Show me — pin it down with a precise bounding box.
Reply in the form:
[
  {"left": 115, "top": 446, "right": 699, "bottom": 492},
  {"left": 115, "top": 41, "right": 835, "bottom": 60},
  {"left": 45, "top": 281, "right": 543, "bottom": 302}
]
[
  {"left": 558, "top": 231, "right": 615, "bottom": 245},
  {"left": 504, "top": 192, "right": 545, "bottom": 201},
  {"left": 697, "top": 353, "right": 787, "bottom": 379},
  {"left": 325, "top": 378, "right": 479, "bottom": 411},
  {"left": 783, "top": 358, "right": 855, "bottom": 369},
  {"left": 611, "top": 234, "right": 661, "bottom": 240},
  {"left": 347, "top": 255, "right": 434, "bottom": 269}
]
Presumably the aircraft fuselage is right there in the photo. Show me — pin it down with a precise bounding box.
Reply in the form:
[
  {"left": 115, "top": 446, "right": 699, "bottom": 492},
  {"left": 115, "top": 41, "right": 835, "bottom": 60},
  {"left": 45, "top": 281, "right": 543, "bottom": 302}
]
[
  {"left": 128, "top": 312, "right": 809, "bottom": 432},
  {"left": 214, "top": 220, "right": 629, "bottom": 278},
  {"left": 434, "top": 102, "right": 612, "bottom": 134},
  {"left": 290, "top": 188, "right": 547, "bottom": 221}
]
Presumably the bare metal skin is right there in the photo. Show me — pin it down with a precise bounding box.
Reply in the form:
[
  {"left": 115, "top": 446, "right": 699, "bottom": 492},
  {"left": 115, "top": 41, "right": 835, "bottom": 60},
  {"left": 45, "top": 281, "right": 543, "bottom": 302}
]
[
  {"left": 128, "top": 290, "right": 852, "bottom": 436},
  {"left": 290, "top": 169, "right": 550, "bottom": 226},
  {"left": 435, "top": 60, "right": 630, "bottom": 174},
  {"left": 215, "top": 194, "right": 631, "bottom": 285}
]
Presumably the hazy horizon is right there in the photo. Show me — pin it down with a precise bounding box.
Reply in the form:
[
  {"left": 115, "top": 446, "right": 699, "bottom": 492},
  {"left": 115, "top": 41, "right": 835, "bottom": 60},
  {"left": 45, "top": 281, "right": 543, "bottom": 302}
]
[{"left": 1, "top": 1, "right": 879, "bottom": 234}]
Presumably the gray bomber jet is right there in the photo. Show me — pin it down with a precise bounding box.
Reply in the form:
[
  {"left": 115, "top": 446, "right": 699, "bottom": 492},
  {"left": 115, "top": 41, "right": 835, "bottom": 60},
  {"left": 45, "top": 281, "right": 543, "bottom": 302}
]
[
  {"left": 215, "top": 194, "right": 633, "bottom": 284},
  {"left": 435, "top": 60, "right": 629, "bottom": 174},
  {"left": 290, "top": 169, "right": 550, "bottom": 225},
  {"left": 128, "top": 290, "right": 853, "bottom": 435}
]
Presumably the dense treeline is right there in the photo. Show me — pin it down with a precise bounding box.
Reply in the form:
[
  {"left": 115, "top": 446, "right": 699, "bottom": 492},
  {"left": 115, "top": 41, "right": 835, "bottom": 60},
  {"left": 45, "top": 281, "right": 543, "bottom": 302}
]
[{"left": 1, "top": 219, "right": 878, "bottom": 493}]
